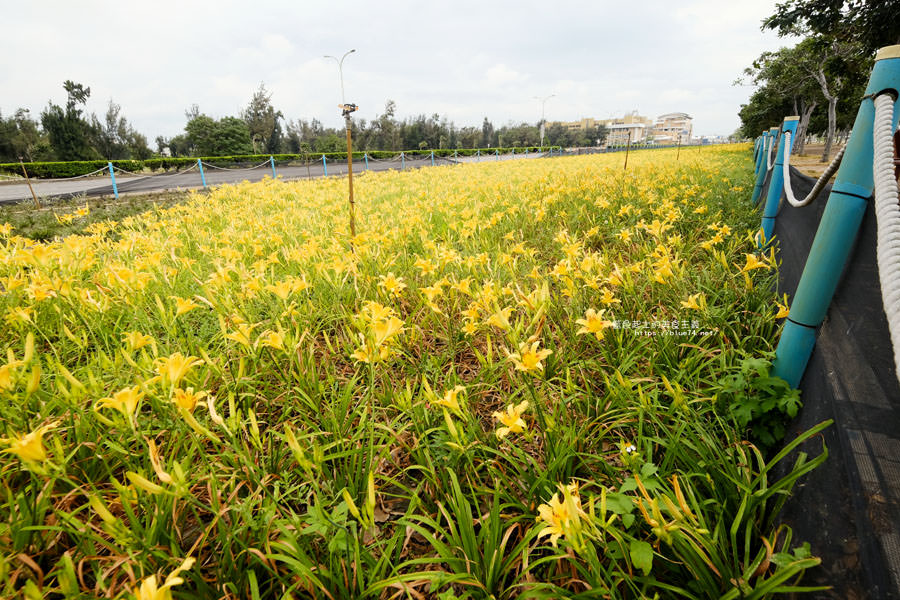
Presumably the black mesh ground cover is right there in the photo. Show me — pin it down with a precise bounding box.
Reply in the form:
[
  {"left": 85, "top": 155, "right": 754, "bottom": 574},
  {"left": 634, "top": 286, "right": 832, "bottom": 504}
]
[{"left": 768, "top": 166, "right": 900, "bottom": 599}]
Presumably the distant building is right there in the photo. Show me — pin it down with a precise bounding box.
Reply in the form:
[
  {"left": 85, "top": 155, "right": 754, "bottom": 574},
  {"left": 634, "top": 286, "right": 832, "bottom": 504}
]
[
  {"left": 652, "top": 112, "right": 693, "bottom": 145},
  {"left": 552, "top": 110, "right": 693, "bottom": 147}
]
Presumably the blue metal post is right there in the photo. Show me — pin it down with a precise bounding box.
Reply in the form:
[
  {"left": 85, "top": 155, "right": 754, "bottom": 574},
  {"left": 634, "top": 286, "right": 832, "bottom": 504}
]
[
  {"left": 753, "top": 131, "right": 767, "bottom": 177},
  {"left": 269, "top": 156, "right": 276, "bottom": 179},
  {"left": 750, "top": 127, "right": 779, "bottom": 205},
  {"left": 476, "top": 149, "right": 480, "bottom": 158},
  {"left": 401, "top": 152, "right": 405, "bottom": 170},
  {"left": 364, "top": 153, "right": 369, "bottom": 171},
  {"left": 107, "top": 162, "right": 119, "bottom": 200},
  {"left": 431, "top": 150, "right": 435, "bottom": 167},
  {"left": 496, "top": 148, "right": 499, "bottom": 161},
  {"left": 322, "top": 154, "right": 327, "bottom": 176},
  {"left": 753, "top": 136, "right": 762, "bottom": 170},
  {"left": 197, "top": 159, "right": 207, "bottom": 189},
  {"left": 761, "top": 116, "right": 800, "bottom": 243},
  {"left": 772, "top": 46, "right": 900, "bottom": 388},
  {"left": 454, "top": 150, "right": 458, "bottom": 159},
  {"left": 525, "top": 147, "right": 529, "bottom": 156}
]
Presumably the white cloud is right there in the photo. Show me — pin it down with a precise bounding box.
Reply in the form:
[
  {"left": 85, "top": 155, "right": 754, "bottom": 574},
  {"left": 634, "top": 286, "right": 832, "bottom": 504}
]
[{"left": 0, "top": 0, "right": 798, "bottom": 137}]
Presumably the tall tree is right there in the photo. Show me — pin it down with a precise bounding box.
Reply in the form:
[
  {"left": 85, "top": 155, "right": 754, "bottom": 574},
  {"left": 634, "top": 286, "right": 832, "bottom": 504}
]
[
  {"left": 481, "top": 118, "right": 494, "bottom": 148},
  {"left": 762, "top": 1, "right": 881, "bottom": 160},
  {"left": 91, "top": 100, "right": 151, "bottom": 159},
  {"left": 241, "top": 83, "right": 283, "bottom": 154},
  {"left": 739, "top": 40, "right": 824, "bottom": 154},
  {"left": 40, "top": 80, "right": 97, "bottom": 161},
  {"left": 763, "top": 0, "right": 900, "bottom": 54}
]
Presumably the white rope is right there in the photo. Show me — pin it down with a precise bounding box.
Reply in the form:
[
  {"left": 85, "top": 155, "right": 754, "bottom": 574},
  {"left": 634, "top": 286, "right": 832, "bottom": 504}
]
[
  {"left": 782, "top": 130, "right": 846, "bottom": 207},
  {"left": 27, "top": 166, "right": 110, "bottom": 182},
  {"left": 766, "top": 133, "right": 777, "bottom": 171},
  {"left": 873, "top": 92, "right": 900, "bottom": 385},
  {"left": 199, "top": 159, "right": 270, "bottom": 171}
]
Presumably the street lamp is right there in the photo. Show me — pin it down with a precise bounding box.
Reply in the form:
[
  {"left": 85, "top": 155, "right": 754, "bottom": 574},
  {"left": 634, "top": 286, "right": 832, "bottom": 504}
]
[
  {"left": 324, "top": 49, "right": 359, "bottom": 240},
  {"left": 534, "top": 94, "right": 555, "bottom": 149},
  {"left": 324, "top": 49, "right": 356, "bottom": 104}
]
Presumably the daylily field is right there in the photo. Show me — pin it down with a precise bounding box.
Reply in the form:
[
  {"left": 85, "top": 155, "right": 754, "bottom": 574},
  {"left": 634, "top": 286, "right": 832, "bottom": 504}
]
[{"left": 0, "top": 146, "right": 825, "bottom": 599}]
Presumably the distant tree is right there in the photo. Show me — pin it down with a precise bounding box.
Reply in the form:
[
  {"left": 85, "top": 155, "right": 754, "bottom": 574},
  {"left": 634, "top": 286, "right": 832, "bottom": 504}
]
[
  {"left": 184, "top": 114, "right": 253, "bottom": 156},
  {"left": 167, "top": 134, "right": 191, "bottom": 157},
  {"left": 242, "top": 83, "right": 283, "bottom": 154},
  {"left": 91, "top": 100, "right": 152, "bottom": 159},
  {"left": 738, "top": 88, "right": 794, "bottom": 140},
  {"left": 0, "top": 109, "right": 45, "bottom": 162},
  {"left": 41, "top": 80, "right": 98, "bottom": 161},
  {"left": 184, "top": 115, "right": 217, "bottom": 156},
  {"left": 457, "top": 126, "right": 480, "bottom": 148},
  {"left": 214, "top": 117, "right": 254, "bottom": 155},
  {"left": 481, "top": 118, "right": 494, "bottom": 147}
]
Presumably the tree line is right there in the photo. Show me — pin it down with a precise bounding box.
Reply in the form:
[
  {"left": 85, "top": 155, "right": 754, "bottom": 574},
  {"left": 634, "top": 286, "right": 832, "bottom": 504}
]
[
  {"left": 737, "top": 0, "right": 899, "bottom": 160},
  {"left": 1, "top": 82, "right": 608, "bottom": 164}
]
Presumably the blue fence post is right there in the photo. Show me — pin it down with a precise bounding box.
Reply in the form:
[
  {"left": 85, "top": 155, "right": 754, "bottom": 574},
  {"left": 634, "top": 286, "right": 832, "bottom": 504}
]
[
  {"left": 197, "top": 159, "right": 207, "bottom": 189},
  {"left": 476, "top": 149, "right": 480, "bottom": 158},
  {"left": 364, "top": 153, "right": 369, "bottom": 171},
  {"left": 761, "top": 116, "right": 800, "bottom": 244},
  {"left": 753, "top": 131, "right": 766, "bottom": 178},
  {"left": 401, "top": 152, "right": 405, "bottom": 170},
  {"left": 431, "top": 150, "right": 435, "bottom": 167},
  {"left": 322, "top": 154, "right": 327, "bottom": 177},
  {"left": 107, "top": 161, "right": 119, "bottom": 200},
  {"left": 772, "top": 45, "right": 900, "bottom": 388},
  {"left": 270, "top": 155, "right": 276, "bottom": 179},
  {"left": 751, "top": 127, "right": 778, "bottom": 205},
  {"left": 496, "top": 148, "right": 500, "bottom": 161}
]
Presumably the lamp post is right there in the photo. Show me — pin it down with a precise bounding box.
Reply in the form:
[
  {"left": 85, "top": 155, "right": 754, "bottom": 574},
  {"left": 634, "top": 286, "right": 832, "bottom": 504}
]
[
  {"left": 325, "top": 49, "right": 358, "bottom": 240},
  {"left": 534, "top": 94, "right": 555, "bottom": 149}
]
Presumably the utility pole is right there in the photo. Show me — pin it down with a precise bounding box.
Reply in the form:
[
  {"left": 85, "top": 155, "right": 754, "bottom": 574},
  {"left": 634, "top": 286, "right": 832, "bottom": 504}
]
[
  {"left": 341, "top": 102, "right": 358, "bottom": 239},
  {"left": 534, "top": 94, "right": 555, "bottom": 149}
]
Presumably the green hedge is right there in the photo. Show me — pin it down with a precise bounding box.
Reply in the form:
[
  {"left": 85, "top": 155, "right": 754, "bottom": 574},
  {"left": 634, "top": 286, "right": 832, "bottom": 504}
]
[{"left": 0, "top": 147, "right": 562, "bottom": 179}]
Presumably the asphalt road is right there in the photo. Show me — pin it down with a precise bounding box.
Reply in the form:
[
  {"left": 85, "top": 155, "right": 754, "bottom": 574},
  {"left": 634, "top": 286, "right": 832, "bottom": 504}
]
[{"left": 0, "top": 152, "right": 546, "bottom": 205}]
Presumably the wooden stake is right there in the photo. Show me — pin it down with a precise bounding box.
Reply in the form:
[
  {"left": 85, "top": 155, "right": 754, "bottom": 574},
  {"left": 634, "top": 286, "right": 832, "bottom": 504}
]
[
  {"left": 19, "top": 158, "right": 41, "bottom": 209},
  {"left": 345, "top": 114, "right": 356, "bottom": 240}
]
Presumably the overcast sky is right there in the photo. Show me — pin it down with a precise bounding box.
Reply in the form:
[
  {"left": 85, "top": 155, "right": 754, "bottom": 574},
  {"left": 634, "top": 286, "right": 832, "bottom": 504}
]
[{"left": 1, "top": 1, "right": 796, "bottom": 140}]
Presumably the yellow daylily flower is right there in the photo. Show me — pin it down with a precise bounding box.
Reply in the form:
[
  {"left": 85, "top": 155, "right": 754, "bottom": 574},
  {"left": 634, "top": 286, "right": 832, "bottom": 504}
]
[
  {"left": 258, "top": 330, "right": 285, "bottom": 351},
  {"left": 434, "top": 385, "right": 465, "bottom": 414},
  {"left": 372, "top": 316, "right": 404, "bottom": 347},
  {"left": 576, "top": 308, "right": 613, "bottom": 340},
  {"left": 740, "top": 253, "right": 768, "bottom": 272},
  {"left": 225, "top": 323, "right": 255, "bottom": 348},
  {"left": 172, "top": 296, "right": 200, "bottom": 317},
  {"left": 133, "top": 556, "right": 196, "bottom": 600},
  {"left": 1, "top": 420, "right": 59, "bottom": 464},
  {"left": 173, "top": 387, "right": 205, "bottom": 412},
  {"left": 680, "top": 293, "right": 706, "bottom": 311},
  {"left": 155, "top": 353, "right": 202, "bottom": 386},
  {"left": 124, "top": 331, "right": 154, "bottom": 352},
  {"left": 536, "top": 484, "right": 584, "bottom": 547},
  {"left": 379, "top": 272, "right": 407, "bottom": 297},
  {"left": 97, "top": 386, "right": 144, "bottom": 420},
  {"left": 492, "top": 400, "right": 529, "bottom": 438},
  {"left": 508, "top": 341, "right": 552, "bottom": 372}
]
